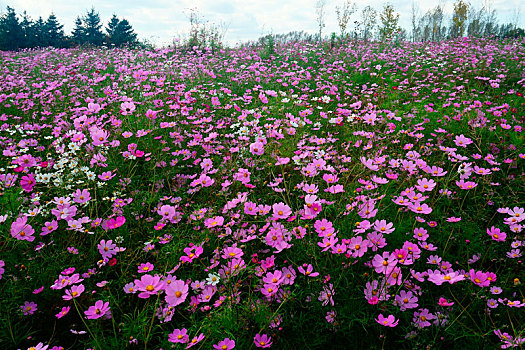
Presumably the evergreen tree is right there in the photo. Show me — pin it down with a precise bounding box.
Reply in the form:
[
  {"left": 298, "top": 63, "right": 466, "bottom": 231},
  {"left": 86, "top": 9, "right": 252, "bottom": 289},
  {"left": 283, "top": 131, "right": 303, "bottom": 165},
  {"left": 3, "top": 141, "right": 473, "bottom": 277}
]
[
  {"left": 83, "top": 8, "right": 104, "bottom": 46},
  {"left": 0, "top": 7, "right": 25, "bottom": 50},
  {"left": 32, "top": 17, "right": 47, "bottom": 47},
  {"left": 71, "top": 16, "right": 85, "bottom": 45},
  {"left": 45, "top": 13, "right": 65, "bottom": 47},
  {"left": 105, "top": 14, "right": 119, "bottom": 42},
  {"left": 20, "top": 11, "right": 34, "bottom": 48},
  {"left": 106, "top": 15, "right": 137, "bottom": 47}
]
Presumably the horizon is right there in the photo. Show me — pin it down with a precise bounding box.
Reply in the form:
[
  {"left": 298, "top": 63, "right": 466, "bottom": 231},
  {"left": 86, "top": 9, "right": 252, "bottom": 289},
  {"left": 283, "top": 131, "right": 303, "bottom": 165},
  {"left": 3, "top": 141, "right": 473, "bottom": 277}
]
[{"left": 0, "top": 0, "right": 523, "bottom": 47}]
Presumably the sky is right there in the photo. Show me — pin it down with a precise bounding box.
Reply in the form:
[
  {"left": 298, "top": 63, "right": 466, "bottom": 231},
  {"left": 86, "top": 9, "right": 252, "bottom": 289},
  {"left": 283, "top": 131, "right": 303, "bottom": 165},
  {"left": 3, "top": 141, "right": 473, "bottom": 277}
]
[{"left": 1, "top": 0, "right": 523, "bottom": 47}]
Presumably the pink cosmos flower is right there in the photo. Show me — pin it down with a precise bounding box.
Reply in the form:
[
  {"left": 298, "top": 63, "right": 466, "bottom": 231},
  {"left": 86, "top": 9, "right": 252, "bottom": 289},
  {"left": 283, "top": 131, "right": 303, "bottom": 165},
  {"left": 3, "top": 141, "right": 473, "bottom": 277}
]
[
  {"left": 0, "top": 260, "right": 5, "bottom": 280},
  {"left": 469, "top": 269, "right": 491, "bottom": 287},
  {"left": 376, "top": 314, "right": 399, "bottom": 327},
  {"left": 134, "top": 274, "right": 164, "bottom": 298},
  {"left": 20, "top": 174, "right": 36, "bottom": 192},
  {"left": 438, "top": 297, "right": 454, "bottom": 307},
  {"left": 413, "top": 309, "right": 435, "bottom": 328},
  {"left": 298, "top": 264, "right": 319, "bottom": 277},
  {"left": 63, "top": 284, "right": 85, "bottom": 300},
  {"left": 372, "top": 252, "right": 398, "bottom": 274},
  {"left": 11, "top": 216, "right": 35, "bottom": 242},
  {"left": 204, "top": 216, "right": 224, "bottom": 228},
  {"left": 408, "top": 202, "right": 433, "bottom": 215},
  {"left": 272, "top": 202, "right": 292, "bottom": 220},
  {"left": 185, "top": 333, "right": 205, "bottom": 349},
  {"left": 454, "top": 134, "right": 473, "bottom": 148},
  {"left": 249, "top": 141, "right": 265, "bottom": 155},
  {"left": 103, "top": 216, "right": 125, "bottom": 230},
  {"left": 348, "top": 236, "right": 369, "bottom": 257},
  {"left": 254, "top": 334, "right": 273, "bottom": 348},
  {"left": 395, "top": 290, "right": 418, "bottom": 310},
  {"left": 120, "top": 101, "right": 136, "bottom": 115},
  {"left": 169, "top": 328, "right": 189, "bottom": 343},
  {"left": 56, "top": 306, "right": 70, "bottom": 319},
  {"left": 21, "top": 301, "right": 37, "bottom": 315},
  {"left": 98, "top": 171, "right": 115, "bottom": 181},
  {"left": 98, "top": 239, "right": 117, "bottom": 259},
  {"left": 487, "top": 226, "right": 506, "bottom": 242},
  {"left": 45, "top": 220, "right": 65, "bottom": 234},
  {"left": 213, "top": 338, "right": 235, "bottom": 350},
  {"left": 138, "top": 262, "right": 154, "bottom": 273},
  {"left": 427, "top": 271, "right": 465, "bottom": 285},
  {"left": 456, "top": 180, "right": 477, "bottom": 190},
  {"left": 84, "top": 300, "right": 111, "bottom": 319},
  {"left": 415, "top": 178, "right": 436, "bottom": 192},
  {"left": 165, "top": 279, "right": 189, "bottom": 306}
]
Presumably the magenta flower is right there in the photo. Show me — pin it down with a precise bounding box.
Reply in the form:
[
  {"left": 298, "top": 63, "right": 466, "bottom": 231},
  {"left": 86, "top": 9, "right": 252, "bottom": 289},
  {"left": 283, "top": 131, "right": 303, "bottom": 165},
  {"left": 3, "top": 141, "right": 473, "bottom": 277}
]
[
  {"left": 63, "top": 284, "right": 85, "bottom": 300},
  {"left": 20, "top": 174, "right": 36, "bottom": 192},
  {"left": 395, "top": 290, "right": 419, "bottom": 310},
  {"left": 185, "top": 333, "right": 204, "bottom": 349},
  {"left": 469, "top": 269, "right": 490, "bottom": 287},
  {"left": 438, "top": 297, "right": 454, "bottom": 307},
  {"left": 376, "top": 314, "right": 399, "bottom": 327},
  {"left": 72, "top": 189, "right": 91, "bottom": 203},
  {"left": 120, "top": 101, "right": 136, "bottom": 115},
  {"left": 454, "top": 134, "right": 473, "bottom": 148},
  {"left": 413, "top": 309, "right": 435, "bottom": 328},
  {"left": 98, "top": 239, "right": 117, "bottom": 259},
  {"left": 165, "top": 279, "right": 189, "bottom": 306},
  {"left": 84, "top": 300, "right": 111, "bottom": 319},
  {"left": 456, "top": 180, "right": 477, "bottom": 190},
  {"left": 213, "top": 338, "right": 235, "bottom": 350},
  {"left": 254, "top": 333, "right": 273, "bottom": 348},
  {"left": 56, "top": 306, "right": 70, "bottom": 319},
  {"left": 138, "top": 262, "right": 154, "bottom": 273},
  {"left": 134, "top": 274, "right": 164, "bottom": 298},
  {"left": 98, "top": 171, "right": 115, "bottom": 181},
  {"left": 298, "top": 263, "right": 320, "bottom": 277},
  {"left": 168, "top": 328, "right": 189, "bottom": 343},
  {"left": 103, "top": 216, "right": 125, "bottom": 230},
  {"left": 41, "top": 220, "right": 58, "bottom": 236},
  {"left": 272, "top": 202, "right": 292, "bottom": 220},
  {"left": 487, "top": 226, "right": 506, "bottom": 242},
  {"left": 249, "top": 141, "right": 265, "bottom": 155},
  {"left": 21, "top": 301, "right": 37, "bottom": 315},
  {"left": 415, "top": 178, "right": 436, "bottom": 192},
  {"left": 204, "top": 216, "right": 224, "bottom": 228},
  {"left": 11, "top": 216, "right": 35, "bottom": 242},
  {"left": 372, "top": 252, "right": 398, "bottom": 274},
  {"left": 408, "top": 202, "right": 433, "bottom": 215}
]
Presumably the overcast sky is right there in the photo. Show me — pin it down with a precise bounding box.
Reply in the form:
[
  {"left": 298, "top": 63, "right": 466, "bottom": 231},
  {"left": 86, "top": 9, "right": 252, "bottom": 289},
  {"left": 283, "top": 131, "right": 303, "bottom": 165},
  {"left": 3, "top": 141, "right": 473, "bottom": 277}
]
[{"left": 1, "top": 0, "right": 523, "bottom": 47}]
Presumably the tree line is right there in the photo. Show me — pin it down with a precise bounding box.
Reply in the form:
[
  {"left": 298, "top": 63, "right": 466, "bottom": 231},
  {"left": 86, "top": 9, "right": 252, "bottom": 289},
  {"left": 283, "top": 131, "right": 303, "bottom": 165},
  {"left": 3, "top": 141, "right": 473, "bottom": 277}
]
[{"left": 0, "top": 7, "right": 138, "bottom": 51}]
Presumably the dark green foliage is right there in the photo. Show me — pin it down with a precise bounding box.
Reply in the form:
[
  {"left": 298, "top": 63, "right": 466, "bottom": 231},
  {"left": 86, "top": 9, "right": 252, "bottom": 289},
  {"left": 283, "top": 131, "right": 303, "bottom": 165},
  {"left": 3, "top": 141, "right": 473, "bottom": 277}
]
[
  {"left": 106, "top": 15, "right": 138, "bottom": 47},
  {"left": 0, "top": 7, "right": 24, "bottom": 50}
]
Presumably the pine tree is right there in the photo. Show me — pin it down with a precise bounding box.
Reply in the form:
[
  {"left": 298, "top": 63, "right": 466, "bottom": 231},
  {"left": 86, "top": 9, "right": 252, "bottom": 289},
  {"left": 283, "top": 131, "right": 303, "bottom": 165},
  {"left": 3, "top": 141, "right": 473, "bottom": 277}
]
[
  {"left": 20, "top": 11, "right": 34, "bottom": 48},
  {"left": 45, "top": 13, "right": 65, "bottom": 47},
  {"left": 32, "top": 17, "right": 47, "bottom": 47},
  {"left": 71, "top": 16, "right": 85, "bottom": 45},
  {"left": 106, "top": 15, "right": 137, "bottom": 47},
  {"left": 105, "top": 14, "right": 119, "bottom": 43},
  {"left": 0, "top": 7, "right": 25, "bottom": 50},
  {"left": 83, "top": 8, "right": 104, "bottom": 46},
  {"left": 114, "top": 19, "right": 137, "bottom": 47}
]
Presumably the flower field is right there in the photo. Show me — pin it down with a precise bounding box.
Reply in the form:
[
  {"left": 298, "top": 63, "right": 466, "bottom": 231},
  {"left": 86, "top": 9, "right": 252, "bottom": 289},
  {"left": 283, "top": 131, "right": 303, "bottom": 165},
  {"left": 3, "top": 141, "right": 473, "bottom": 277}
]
[{"left": 0, "top": 38, "right": 524, "bottom": 349}]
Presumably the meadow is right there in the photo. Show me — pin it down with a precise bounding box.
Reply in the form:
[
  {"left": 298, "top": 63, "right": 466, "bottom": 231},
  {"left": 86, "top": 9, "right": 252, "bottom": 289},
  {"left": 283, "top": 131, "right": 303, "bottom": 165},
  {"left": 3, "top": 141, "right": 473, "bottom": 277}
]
[{"left": 0, "top": 37, "right": 524, "bottom": 349}]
